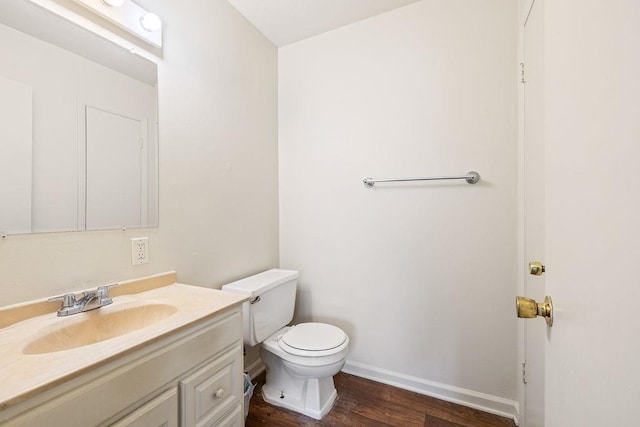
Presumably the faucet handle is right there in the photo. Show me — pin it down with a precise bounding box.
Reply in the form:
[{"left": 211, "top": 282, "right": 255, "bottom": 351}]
[
  {"left": 96, "top": 283, "right": 117, "bottom": 296},
  {"left": 48, "top": 293, "right": 76, "bottom": 308},
  {"left": 96, "top": 283, "right": 117, "bottom": 305}
]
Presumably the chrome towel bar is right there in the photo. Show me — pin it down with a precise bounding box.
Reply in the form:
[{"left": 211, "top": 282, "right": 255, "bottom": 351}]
[{"left": 363, "top": 171, "right": 480, "bottom": 188}]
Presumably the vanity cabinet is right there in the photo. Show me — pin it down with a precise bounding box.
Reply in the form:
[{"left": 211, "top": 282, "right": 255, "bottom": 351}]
[{"left": 0, "top": 306, "right": 244, "bottom": 427}]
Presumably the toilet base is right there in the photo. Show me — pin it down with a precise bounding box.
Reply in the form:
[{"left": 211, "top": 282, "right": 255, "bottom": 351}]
[
  {"left": 260, "top": 346, "right": 341, "bottom": 420},
  {"left": 261, "top": 376, "right": 338, "bottom": 420}
]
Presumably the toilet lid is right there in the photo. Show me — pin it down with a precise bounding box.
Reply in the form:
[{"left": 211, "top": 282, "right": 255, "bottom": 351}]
[{"left": 280, "top": 323, "right": 347, "bottom": 352}]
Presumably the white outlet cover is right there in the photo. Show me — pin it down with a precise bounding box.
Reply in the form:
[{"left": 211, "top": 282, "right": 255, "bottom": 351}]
[{"left": 131, "top": 237, "right": 149, "bottom": 265}]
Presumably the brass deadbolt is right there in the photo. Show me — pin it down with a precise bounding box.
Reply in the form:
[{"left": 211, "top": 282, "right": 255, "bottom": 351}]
[
  {"left": 528, "top": 261, "right": 545, "bottom": 276},
  {"left": 516, "top": 295, "right": 553, "bottom": 327}
]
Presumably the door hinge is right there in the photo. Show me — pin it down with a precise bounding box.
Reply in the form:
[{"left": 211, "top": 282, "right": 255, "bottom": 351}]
[
  {"left": 521, "top": 362, "right": 527, "bottom": 384},
  {"left": 520, "top": 62, "right": 526, "bottom": 83},
  {"left": 139, "top": 137, "right": 144, "bottom": 149}
]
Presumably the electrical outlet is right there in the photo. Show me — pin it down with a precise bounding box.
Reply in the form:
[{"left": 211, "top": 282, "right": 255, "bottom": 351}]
[{"left": 131, "top": 237, "right": 149, "bottom": 265}]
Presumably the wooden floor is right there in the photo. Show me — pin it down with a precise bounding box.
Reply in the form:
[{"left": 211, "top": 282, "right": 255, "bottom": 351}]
[{"left": 245, "top": 372, "right": 516, "bottom": 427}]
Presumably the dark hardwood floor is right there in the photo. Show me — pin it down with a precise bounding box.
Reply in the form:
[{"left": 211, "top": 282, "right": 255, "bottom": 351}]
[{"left": 245, "top": 372, "right": 516, "bottom": 427}]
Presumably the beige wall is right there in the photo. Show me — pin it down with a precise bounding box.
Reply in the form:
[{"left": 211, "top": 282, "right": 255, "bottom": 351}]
[
  {"left": 0, "top": 0, "right": 279, "bottom": 304},
  {"left": 279, "top": 0, "right": 518, "bottom": 416}
]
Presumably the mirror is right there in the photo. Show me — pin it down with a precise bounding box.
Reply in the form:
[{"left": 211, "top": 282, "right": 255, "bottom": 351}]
[{"left": 0, "top": 0, "right": 158, "bottom": 235}]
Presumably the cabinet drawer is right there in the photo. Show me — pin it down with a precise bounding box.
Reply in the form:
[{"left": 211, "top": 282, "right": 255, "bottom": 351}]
[
  {"left": 111, "top": 388, "right": 178, "bottom": 427},
  {"left": 180, "top": 345, "right": 242, "bottom": 427}
]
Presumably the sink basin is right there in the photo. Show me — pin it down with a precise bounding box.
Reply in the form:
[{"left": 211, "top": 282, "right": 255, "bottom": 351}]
[{"left": 23, "top": 302, "right": 177, "bottom": 355}]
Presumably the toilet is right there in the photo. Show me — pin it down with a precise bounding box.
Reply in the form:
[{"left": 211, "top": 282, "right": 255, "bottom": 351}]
[{"left": 222, "top": 269, "right": 349, "bottom": 420}]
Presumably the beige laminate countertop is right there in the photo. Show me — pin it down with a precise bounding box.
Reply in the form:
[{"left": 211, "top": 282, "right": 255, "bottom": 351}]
[{"left": 0, "top": 272, "right": 248, "bottom": 411}]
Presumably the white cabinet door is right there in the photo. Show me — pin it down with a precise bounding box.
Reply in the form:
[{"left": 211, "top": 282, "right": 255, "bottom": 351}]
[
  {"left": 111, "top": 388, "right": 178, "bottom": 427},
  {"left": 180, "top": 346, "right": 242, "bottom": 427},
  {"left": 215, "top": 405, "right": 243, "bottom": 427}
]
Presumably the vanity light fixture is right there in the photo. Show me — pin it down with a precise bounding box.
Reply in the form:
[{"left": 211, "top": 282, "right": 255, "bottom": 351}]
[
  {"left": 70, "top": 0, "right": 163, "bottom": 47},
  {"left": 101, "top": 0, "right": 125, "bottom": 7},
  {"left": 139, "top": 12, "right": 162, "bottom": 32}
]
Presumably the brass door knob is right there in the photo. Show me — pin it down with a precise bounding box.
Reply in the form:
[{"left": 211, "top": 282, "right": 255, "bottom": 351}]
[
  {"left": 528, "top": 261, "right": 545, "bottom": 276},
  {"left": 516, "top": 296, "right": 553, "bottom": 326}
]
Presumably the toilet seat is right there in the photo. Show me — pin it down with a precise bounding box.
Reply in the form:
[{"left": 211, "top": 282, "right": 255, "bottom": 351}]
[{"left": 279, "top": 323, "right": 348, "bottom": 357}]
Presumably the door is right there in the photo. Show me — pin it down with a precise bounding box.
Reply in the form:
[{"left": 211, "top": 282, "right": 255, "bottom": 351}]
[
  {"left": 521, "top": 0, "right": 545, "bottom": 425},
  {"left": 544, "top": 0, "right": 640, "bottom": 425}
]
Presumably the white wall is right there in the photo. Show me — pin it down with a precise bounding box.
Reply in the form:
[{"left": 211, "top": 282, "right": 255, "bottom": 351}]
[
  {"left": 0, "top": 0, "right": 279, "bottom": 304},
  {"left": 279, "top": 0, "right": 518, "bottom": 415}
]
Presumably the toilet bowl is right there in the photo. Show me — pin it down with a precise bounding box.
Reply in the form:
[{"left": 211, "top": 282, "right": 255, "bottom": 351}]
[
  {"left": 221, "top": 269, "right": 350, "bottom": 420},
  {"left": 259, "top": 324, "right": 349, "bottom": 419}
]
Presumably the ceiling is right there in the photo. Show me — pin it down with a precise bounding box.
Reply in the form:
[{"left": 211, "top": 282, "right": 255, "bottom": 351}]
[{"left": 226, "top": 0, "right": 422, "bottom": 47}]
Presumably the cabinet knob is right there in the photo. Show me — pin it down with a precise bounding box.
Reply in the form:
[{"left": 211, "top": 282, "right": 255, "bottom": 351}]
[{"left": 214, "top": 388, "right": 225, "bottom": 399}]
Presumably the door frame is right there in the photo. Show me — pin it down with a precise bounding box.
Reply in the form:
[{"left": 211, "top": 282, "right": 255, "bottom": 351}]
[{"left": 517, "top": 0, "right": 540, "bottom": 425}]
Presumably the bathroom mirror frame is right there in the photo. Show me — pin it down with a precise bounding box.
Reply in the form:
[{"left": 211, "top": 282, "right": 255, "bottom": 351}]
[{"left": 0, "top": 0, "right": 159, "bottom": 236}]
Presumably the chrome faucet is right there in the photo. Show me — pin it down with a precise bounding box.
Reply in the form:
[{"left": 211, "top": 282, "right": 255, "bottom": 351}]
[{"left": 48, "top": 284, "right": 116, "bottom": 317}]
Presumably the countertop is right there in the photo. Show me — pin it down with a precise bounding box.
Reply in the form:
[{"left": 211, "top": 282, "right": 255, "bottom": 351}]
[{"left": 0, "top": 272, "right": 248, "bottom": 411}]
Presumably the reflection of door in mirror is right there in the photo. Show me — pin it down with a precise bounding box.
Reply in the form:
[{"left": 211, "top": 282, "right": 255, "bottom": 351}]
[
  {"left": 0, "top": 76, "right": 32, "bottom": 234},
  {"left": 85, "top": 107, "right": 147, "bottom": 230},
  {"left": 0, "top": 1, "right": 158, "bottom": 235}
]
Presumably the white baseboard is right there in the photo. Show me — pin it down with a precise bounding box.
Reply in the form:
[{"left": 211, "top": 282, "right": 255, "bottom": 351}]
[
  {"left": 244, "top": 359, "right": 265, "bottom": 381},
  {"left": 244, "top": 357, "right": 518, "bottom": 423},
  {"left": 342, "top": 359, "right": 518, "bottom": 422}
]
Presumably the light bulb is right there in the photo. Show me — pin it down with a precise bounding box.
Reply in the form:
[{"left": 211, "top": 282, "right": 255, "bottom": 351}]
[
  {"left": 140, "top": 12, "right": 162, "bottom": 32},
  {"left": 102, "top": 0, "right": 125, "bottom": 7}
]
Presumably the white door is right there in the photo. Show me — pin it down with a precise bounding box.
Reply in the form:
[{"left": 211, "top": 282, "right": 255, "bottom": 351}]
[
  {"left": 521, "top": 0, "right": 545, "bottom": 425},
  {"left": 543, "top": 1, "right": 640, "bottom": 425}
]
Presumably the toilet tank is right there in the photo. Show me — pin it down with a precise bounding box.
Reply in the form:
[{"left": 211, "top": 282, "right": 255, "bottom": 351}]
[{"left": 221, "top": 269, "right": 298, "bottom": 347}]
